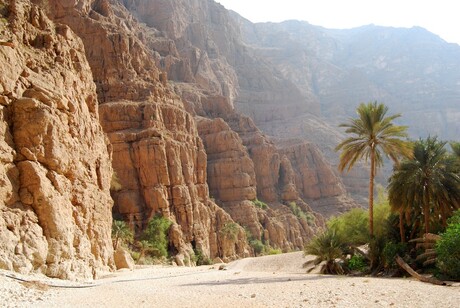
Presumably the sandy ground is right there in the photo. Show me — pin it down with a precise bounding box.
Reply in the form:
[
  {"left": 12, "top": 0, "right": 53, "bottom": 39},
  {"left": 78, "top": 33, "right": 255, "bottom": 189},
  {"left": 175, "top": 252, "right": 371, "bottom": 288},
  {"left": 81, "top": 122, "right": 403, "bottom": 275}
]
[{"left": 1, "top": 252, "right": 459, "bottom": 308}]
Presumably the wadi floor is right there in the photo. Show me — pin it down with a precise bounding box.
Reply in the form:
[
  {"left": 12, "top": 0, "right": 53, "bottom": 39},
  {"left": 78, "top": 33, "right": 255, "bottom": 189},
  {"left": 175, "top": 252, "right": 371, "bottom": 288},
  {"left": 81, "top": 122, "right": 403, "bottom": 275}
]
[{"left": 1, "top": 252, "right": 459, "bottom": 307}]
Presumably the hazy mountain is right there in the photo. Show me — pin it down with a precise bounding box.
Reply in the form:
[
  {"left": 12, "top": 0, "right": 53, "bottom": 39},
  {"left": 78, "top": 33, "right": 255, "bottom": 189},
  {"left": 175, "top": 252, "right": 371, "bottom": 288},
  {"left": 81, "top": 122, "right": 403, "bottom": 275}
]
[{"left": 237, "top": 19, "right": 460, "bottom": 140}]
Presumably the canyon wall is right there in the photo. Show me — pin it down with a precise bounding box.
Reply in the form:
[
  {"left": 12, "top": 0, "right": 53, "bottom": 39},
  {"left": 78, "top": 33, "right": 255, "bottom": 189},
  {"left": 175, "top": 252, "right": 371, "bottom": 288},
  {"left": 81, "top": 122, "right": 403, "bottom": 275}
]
[
  {"left": 122, "top": 0, "right": 355, "bottom": 211},
  {"left": 1, "top": 0, "right": 364, "bottom": 279},
  {"left": 46, "top": 0, "right": 249, "bottom": 263},
  {"left": 0, "top": 0, "right": 113, "bottom": 279},
  {"left": 117, "top": 0, "right": 342, "bottom": 250}
]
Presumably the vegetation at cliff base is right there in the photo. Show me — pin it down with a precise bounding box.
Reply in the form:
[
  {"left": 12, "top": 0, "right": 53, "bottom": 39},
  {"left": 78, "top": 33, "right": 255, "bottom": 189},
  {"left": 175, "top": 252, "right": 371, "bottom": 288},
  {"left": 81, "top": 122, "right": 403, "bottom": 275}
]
[
  {"left": 141, "top": 215, "right": 172, "bottom": 259},
  {"left": 111, "top": 215, "right": 172, "bottom": 264},
  {"left": 289, "top": 202, "right": 315, "bottom": 226},
  {"left": 220, "top": 222, "right": 240, "bottom": 241},
  {"left": 112, "top": 219, "right": 133, "bottom": 250},
  {"left": 305, "top": 102, "right": 460, "bottom": 279}
]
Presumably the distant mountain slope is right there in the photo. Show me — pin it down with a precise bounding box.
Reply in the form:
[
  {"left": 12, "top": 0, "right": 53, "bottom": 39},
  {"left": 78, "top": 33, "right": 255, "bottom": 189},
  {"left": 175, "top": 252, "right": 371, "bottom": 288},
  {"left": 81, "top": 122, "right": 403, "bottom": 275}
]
[{"left": 238, "top": 19, "right": 460, "bottom": 140}]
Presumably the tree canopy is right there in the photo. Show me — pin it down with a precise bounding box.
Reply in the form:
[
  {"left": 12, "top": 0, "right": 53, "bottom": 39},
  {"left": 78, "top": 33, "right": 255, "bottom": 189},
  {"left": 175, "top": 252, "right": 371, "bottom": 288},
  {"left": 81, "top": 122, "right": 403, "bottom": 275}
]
[
  {"left": 336, "top": 102, "right": 411, "bottom": 236},
  {"left": 388, "top": 137, "right": 460, "bottom": 238}
]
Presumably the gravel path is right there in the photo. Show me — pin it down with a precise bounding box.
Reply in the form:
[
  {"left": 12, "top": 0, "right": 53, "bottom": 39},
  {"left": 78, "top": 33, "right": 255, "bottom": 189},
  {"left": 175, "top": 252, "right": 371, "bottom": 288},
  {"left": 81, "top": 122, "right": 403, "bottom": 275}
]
[{"left": 2, "top": 252, "right": 459, "bottom": 307}]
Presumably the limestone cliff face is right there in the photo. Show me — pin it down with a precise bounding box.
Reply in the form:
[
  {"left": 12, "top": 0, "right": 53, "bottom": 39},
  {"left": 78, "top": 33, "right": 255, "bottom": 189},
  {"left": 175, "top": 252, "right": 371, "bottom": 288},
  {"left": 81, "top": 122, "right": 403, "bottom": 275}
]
[
  {"left": 224, "top": 114, "right": 281, "bottom": 203},
  {"left": 196, "top": 117, "right": 257, "bottom": 203},
  {"left": 277, "top": 140, "right": 358, "bottom": 216},
  {"left": 111, "top": 1, "right": 354, "bottom": 256},
  {"left": 197, "top": 117, "right": 323, "bottom": 251},
  {"left": 44, "top": 0, "right": 249, "bottom": 262},
  {"left": 0, "top": 0, "right": 353, "bottom": 279},
  {"left": 122, "top": 0, "right": 355, "bottom": 214},
  {"left": 0, "top": 0, "right": 113, "bottom": 279}
]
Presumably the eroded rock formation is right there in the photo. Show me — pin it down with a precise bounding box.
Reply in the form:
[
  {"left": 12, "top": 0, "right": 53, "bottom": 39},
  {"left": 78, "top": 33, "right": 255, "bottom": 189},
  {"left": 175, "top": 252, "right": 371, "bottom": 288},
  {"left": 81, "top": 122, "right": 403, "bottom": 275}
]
[
  {"left": 197, "top": 116, "right": 324, "bottom": 251},
  {"left": 46, "top": 0, "right": 249, "bottom": 262},
  {"left": 1, "top": 0, "right": 362, "bottom": 279},
  {"left": 0, "top": 0, "right": 113, "bottom": 279}
]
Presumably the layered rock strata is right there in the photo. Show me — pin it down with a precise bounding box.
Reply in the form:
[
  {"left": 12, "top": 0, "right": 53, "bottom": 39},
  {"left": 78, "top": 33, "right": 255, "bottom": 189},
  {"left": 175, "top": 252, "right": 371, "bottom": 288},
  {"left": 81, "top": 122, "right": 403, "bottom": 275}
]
[
  {"left": 46, "top": 0, "right": 249, "bottom": 262},
  {"left": 197, "top": 116, "right": 323, "bottom": 251},
  {"left": 122, "top": 0, "right": 357, "bottom": 212}
]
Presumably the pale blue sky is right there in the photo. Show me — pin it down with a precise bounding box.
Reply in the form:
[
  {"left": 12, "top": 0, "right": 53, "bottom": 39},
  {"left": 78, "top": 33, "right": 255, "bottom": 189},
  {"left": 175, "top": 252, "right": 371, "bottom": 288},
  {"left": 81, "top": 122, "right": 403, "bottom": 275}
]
[{"left": 216, "top": 0, "right": 459, "bottom": 45}]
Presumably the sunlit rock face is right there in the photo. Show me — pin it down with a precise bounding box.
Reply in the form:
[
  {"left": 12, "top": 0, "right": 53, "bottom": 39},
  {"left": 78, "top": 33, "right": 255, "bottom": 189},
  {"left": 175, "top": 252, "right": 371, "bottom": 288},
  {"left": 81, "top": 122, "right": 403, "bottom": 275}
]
[{"left": 0, "top": 0, "right": 113, "bottom": 279}]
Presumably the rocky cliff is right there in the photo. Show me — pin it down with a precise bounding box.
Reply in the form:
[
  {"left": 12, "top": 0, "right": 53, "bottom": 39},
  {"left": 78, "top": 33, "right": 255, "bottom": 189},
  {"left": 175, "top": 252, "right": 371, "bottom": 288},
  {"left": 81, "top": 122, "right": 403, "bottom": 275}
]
[
  {"left": 1, "top": 0, "right": 365, "bottom": 279},
  {"left": 116, "top": 0, "right": 333, "bottom": 250},
  {"left": 236, "top": 19, "right": 460, "bottom": 199},
  {"left": 121, "top": 0, "right": 355, "bottom": 209},
  {"left": 0, "top": 0, "right": 113, "bottom": 279},
  {"left": 46, "top": 0, "right": 249, "bottom": 263},
  {"left": 197, "top": 117, "right": 322, "bottom": 251}
]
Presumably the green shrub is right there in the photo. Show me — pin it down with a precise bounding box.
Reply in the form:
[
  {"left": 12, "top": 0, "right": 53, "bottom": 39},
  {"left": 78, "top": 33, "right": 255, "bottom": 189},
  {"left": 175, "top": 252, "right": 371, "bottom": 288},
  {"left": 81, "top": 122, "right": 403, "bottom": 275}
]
[
  {"left": 141, "top": 215, "right": 172, "bottom": 258},
  {"left": 373, "top": 190, "right": 392, "bottom": 238},
  {"left": 382, "top": 241, "right": 407, "bottom": 269},
  {"left": 220, "top": 222, "right": 240, "bottom": 241},
  {"left": 289, "top": 202, "right": 308, "bottom": 220},
  {"left": 446, "top": 209, "right": 460, "bottom": 225},
  {"left": 436, "top": 211, "right": 460, "bottom": 280},
  {"left": 193, "top": 249, "right": 213, "bottom": 266},
  {"left": 305, "top": 229, "right": 346, "bottom": 274},
  {"left": 252, "top": 199, "right": 268, "bottom": 210},
  {"left": 327, "top": 190, "right": 391, "bottom": 246},
  {"left": 249, "top": 239, "right": 265, "bottom": 255},
  {"left": 327, "top": 208, "right": 368, "bottom": 245},
  {"left": 348, "top": 254, "right": 367, "bottom": 271},
  {"left": 305, "top": 212, "right": 315, "bottom": 226},
  {"left": 267, "top": 247, "right": 282, "bottom": 255},
  {"left": 368, "top": 234, "right": 388, "bottom": 270},
  {"left": 130, "top": 251, "right": 140, "bottom": 262},
  {"left": 305, "top": 229, "right": 345, "bottom": 261}
]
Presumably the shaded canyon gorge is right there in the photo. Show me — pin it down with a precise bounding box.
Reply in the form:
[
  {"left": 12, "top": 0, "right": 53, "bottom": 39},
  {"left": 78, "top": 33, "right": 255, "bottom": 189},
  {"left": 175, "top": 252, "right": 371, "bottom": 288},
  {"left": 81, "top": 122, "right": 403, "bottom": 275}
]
[{"left": 1, "top": 0, "right": 459, "bottom": 279}]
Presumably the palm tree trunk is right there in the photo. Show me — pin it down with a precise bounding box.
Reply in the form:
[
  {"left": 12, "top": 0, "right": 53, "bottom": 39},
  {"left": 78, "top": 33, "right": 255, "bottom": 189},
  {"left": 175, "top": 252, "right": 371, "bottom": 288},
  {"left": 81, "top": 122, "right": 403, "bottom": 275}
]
[
  {"left": 440, "top": 203, "right": 447, "bottom": 227},
  {"left": 399, "top": 208, "right": 405, "bottom": 243},
  {"left": 424, "top": 192, "right": 430, "bottom": 235},
  {"left": 369, "top": 148, "right": 375, "bottom": 237},
  {"left": 114, "top": 234, "right": 119, "bottom": 250},
  {"left": 410, "top": 220, "right": 420, "bottom": 241}
]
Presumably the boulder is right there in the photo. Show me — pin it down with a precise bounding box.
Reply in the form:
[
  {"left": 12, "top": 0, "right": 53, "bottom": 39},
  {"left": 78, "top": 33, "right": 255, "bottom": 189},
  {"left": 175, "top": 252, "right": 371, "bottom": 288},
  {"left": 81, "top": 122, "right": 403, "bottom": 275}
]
[{"left": 114, "top": 247, "right": 135, "bottom": 270}]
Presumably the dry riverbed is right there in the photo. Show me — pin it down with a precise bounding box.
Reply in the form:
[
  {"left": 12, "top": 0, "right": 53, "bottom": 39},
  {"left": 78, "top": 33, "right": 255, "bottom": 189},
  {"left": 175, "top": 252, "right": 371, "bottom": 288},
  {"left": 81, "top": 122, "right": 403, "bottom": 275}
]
[{"left": 1, "top": 252, "right": 459, "bottom": 307}]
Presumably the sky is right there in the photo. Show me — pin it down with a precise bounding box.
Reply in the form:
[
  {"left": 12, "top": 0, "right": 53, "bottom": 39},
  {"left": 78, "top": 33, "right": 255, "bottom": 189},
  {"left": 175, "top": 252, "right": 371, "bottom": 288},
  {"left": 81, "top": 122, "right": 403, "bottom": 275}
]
[{"left": 216, "top": 0, "right": 460, "bottom": 45}]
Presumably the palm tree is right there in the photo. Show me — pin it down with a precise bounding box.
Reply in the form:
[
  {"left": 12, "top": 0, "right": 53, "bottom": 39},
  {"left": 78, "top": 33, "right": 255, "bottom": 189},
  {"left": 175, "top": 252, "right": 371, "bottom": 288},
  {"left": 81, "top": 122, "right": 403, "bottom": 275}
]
[
  {"left": 451, "top": 142, "right": 460, "bottom": 159},
  {"left": 304, "top": 229, "right": 346, "bottom": 274},
  {"left": 388, "top": 137, "right": 460, "bottom": 239},
  {"left": 336, "top": 102, "right": 411, "bottom": 237},
  {"left": 112, "top": 219, "right": 133, "bottom": 250}
]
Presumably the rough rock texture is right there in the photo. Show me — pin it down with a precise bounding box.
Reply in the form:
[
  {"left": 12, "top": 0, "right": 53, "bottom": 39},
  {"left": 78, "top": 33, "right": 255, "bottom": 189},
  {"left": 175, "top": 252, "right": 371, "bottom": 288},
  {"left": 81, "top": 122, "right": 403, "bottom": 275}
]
[
  {"left": 1, "top": 0, "right": 361, "bottom": 279},
  {"left": 44, "top": 0, "right": 249, "bottom": 262},
  {"left": 196, "top": 117, "right": 256, "bottom": 203},
  {"left": 123, "top": 0, "right": 357, "bottom": 211},
  {"left": 277, "top": 140, "right": 358, "bottom": 216},
  {"left": 99, "top": 101, "right": 248, "bottom": 261},
  {"left": 225, "top": 114, "right": 282, "bottom": 203},
  {"left": 114, "top": 247, "right": 134, "bottom": 270},
  {"left": 0, "top": 0, "right": 113, "bottom": 279},
  {"left": 107, "top": 0, "right": 344, "bottom": 252},
  {"left": 197, "top": 116, "right": 324, "bottom": 251}
]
